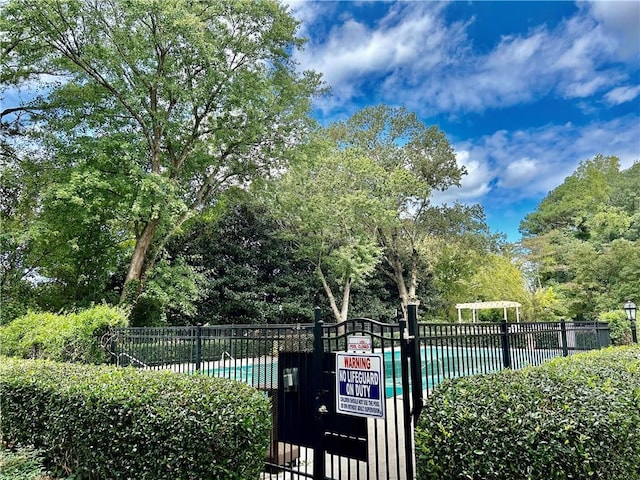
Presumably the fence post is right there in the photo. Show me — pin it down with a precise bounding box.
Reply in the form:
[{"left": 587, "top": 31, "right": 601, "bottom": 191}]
[
  {"left": 194, "top": 325, "right": 202, "bottom": 372},
  {"left": 407, "top": 303, "right": 423, "bottom": 422},
  {"left": 109, "top": 332, "right": 118, "bottom": 366},
  {"left": 560, "top": 319, "right": 569, "bottom": 357},
  {"left": 596, "top": 321, "right": 611, "bottom": 348},
  {"left": 500, "top": 320, "right": 511, "bottom": 369},
  {"left": 312, "top": 308, "right": 326, "bottom": 480},
  {"left": 399, "top": 316, "right": 415, "bottom": 480}
]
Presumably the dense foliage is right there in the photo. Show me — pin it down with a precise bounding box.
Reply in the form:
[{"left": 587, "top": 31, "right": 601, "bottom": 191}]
[
  {"left": 1, "top": 0, "right": 321, "bottom": 320},
  {"left": 3, "top": 0, "right": 634, "bottom": 326},
  {"left": 327, "top": 106, "right": 495, "bottom": 317},
  {"left": 270, "top": 106, "right": 502, "bottom": 321},
  {"left": 600, "top": 309, "right": 633, "bottom": 345},
  {"left": 415, "top": 346, "right": 640, "bottom": 480},
  {"left": 521, "top": 155, "right": 640, "bottom": 319},
  {"left": 0, "top": 357, "right": 271, "bottom": 480},
  {"left": 0, "top": 305, "right": 128, "bottom": 363},
  {"left": 164, "top": 195, "right": 322, "bottom": 325}
]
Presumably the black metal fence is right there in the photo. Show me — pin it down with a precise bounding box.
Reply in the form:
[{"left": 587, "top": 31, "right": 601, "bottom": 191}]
[
  {"left": 105, "top": 317, "right": 610, "bottom": 479},
  {"left": 415, "top": 320, "right": 610, "bottom": 393},
  {"left": 107, "top": 320, "right": 609, "bottom": 388}
]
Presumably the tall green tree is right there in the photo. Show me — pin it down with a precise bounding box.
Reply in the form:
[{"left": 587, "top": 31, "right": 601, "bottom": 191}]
[
  {"left": 271, "top": 147, "right": 390, "bottom": 322},
  {"left": 520, "top": 154, "right": 621, "bottom": 238},
  {"left": 271, "top": 106, "right": 495, "bottom": 320},
  {"left": 1, "top": 0, "right": 321, "bottom": 309},
  {"left": 326, "top": 105, "right": 492, "bottom": 315},
  {"left": 165, "top": 193, "right": 321, "bottom": 325}
]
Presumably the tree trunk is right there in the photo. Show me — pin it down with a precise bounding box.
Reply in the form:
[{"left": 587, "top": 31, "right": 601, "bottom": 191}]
[
  {"left": 408, "top": 247, "right": 419, "bottom": 301},
  {"left": 385, "top": 245, "right": 421, "bottom": 319},
  {"left": 317, "top": 266, "right": 352, "bottom": 327},
  {"left": 317, "top": 266, "right": 342, "bottom": 323},
  {"left": 387, "top": 255, "right": 410, "bottom": 317},
  {"left": 340, "top": 277, "right": 352, "bottom": 322},
  {"left": 120, "top": 218, "right": 160, "bottom": 302}
]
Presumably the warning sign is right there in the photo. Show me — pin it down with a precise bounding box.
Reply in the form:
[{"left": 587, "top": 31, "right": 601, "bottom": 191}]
[{"left": 336, "top": 352, "right": 385, "bottom": 419}]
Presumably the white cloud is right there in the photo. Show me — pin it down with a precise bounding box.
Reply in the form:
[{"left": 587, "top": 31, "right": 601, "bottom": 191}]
[
  {"left": 436, "top": 115, "right": 640, "bottom": 208},
  {"left": 501, "top": 158, "right": 539, "bottom": 188},
  {"left": 432, "top": 149, "right": 493, "bottom": 204},
  {"left": 283, "top": 0, "right": 324, "bottom": 27},
  {"left": 291, "top": 2, "right": 469, "bottom": 114},
  {"left": 604, "top": 85, "right": 640, "bottom": 105},
  {"left": 414, "top": 13, "right": 625, "bottom": 112},
  {"left": 586, "top": 0, "right": 640, "bottom": 61},
  {"left": 563, "top": 75, "right": 615, "bottom": 99},
  {"left": 290, "top": 2, "right": 636, "bottom": 116}
]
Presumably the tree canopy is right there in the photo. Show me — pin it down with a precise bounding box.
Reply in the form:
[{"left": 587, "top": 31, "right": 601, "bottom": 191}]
[
  {"left": 520, "top": 155, "right": 640, "bottom": 319},
  {"left": 327, "top": 106, "right": 496, "bottom": 315},
  {"left": 164, "top": 192, "right": 321, "bottom": 325},
  {"left": 269, "top": 106, "right": 499, "bottom": 321},
  {"left": 6, "top": 5, "right": 630, "bottom": 326},
  {"left": 269, "top": 145, "right": 390, "bottom": 322},
  {"left": 1, "top": 0, "right": 322, "bottom": 314}
]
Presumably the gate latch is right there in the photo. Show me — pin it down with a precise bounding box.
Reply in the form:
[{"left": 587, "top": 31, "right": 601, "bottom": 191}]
[{"left": 403, "top": 327, "right": 414, "bottom": 341}]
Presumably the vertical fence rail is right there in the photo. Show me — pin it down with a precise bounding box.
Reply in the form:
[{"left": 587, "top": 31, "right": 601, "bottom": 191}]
[
  {"left": 398, "top": 317, "right": 413, "bottom": 480},
  {"left": 500, "top": 320, "right": 512, "bottom": 368},
  {"left": 312, "top": 309, "right": 325, "bottom": 480}
]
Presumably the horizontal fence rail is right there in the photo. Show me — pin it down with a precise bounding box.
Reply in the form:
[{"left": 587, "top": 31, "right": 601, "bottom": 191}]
[{"left": 106, "top": 323, "right": 314, "bottom": 377}]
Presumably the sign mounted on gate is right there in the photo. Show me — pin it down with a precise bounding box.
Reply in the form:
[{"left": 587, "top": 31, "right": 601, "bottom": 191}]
[
  {"left": 336, "top": 352, "right": 385, "bottom": 419},
  {"left": 347, "top": 335, "right": 372, "bottom": 352}
]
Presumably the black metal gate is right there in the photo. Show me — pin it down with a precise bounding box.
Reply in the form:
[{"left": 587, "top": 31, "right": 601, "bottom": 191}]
[{"left": 269, "top": 305, "right": 423, "bottom": 480}]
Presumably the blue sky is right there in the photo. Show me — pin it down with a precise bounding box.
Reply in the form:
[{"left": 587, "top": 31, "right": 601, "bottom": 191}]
[{"left": 285, "top": 1, "right": 640, "bottom": 242}]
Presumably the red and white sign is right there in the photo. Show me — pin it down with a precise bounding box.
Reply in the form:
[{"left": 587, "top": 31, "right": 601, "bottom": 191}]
[{"left": 347, "top": 335, "right": 372, "bottom": 353}]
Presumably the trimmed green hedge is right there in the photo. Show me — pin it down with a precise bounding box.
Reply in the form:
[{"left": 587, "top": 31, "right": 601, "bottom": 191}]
[
  {"left": 416, "top": 346, "right": 640, "bottom": 480},
  {"left": 0, "top": 357, "right": 271, "bottom": 480},
  {"left": 0, "top": 305, "right": 128, "bottom": 364}
]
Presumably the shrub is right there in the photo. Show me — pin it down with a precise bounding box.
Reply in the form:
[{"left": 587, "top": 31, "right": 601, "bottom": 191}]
[
  {"left": 600, "top": 310, "right": 632, "bottom": 345},
  {"left": 0, "top": 357, "right": 271, "bottom": 480},
  {"left": 0, "top": 305, "right": 128, "bottom": 364},
  {"left": 415, "top": 346, "right": 640, "bottom": 480}
]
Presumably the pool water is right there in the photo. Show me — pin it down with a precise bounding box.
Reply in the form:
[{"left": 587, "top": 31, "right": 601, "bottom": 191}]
[{"left": 206, "top": 346, "right": 510, "bottom": 397}]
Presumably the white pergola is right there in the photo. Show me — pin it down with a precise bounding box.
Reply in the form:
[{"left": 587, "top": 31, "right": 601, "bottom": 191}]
[{"left": 455, "top": 301, "right": 522, "bottom": 323}]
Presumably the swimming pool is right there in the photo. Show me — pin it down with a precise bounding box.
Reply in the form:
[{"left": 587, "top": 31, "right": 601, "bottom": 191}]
[{"left": 204, "top": 345, "right": 521, "bottom": 397}]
